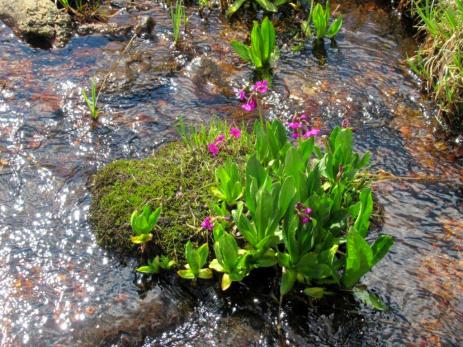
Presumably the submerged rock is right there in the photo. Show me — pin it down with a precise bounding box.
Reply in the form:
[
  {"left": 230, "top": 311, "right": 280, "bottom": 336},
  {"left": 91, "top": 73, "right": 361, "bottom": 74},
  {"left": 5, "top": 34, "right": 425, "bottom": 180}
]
[{"left": 0, "top": 0, "right": 72, "bottom": 47}]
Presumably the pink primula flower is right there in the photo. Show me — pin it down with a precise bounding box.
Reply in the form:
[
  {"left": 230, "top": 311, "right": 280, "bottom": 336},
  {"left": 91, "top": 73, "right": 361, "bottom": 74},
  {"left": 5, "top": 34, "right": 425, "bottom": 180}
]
[
  {"left": 214, "top": 134, "right": 226, "bottom": 145},
  {"left": 236, "top": 89, "right": 247, "bottom": 101},
  {"left": 253, "top": 80, "right": 268, "bottom": 94},
  {"left": 288, "top": 122, "right": 302, "bottom": 130},
  {"left": 201, "top": 216, "right": 214, "bottom": 231},
  {"left": 241, "top": 97, "right": 257, "bottom": 112},
  {"left": 303, "top": 128, "right": 321, "bottom": 138},
  {"left": 208, "top": 143, "right": 220, "bottom": 156},
  {"left": 230, "top": 127, "right": 241, "bottom": 138}
]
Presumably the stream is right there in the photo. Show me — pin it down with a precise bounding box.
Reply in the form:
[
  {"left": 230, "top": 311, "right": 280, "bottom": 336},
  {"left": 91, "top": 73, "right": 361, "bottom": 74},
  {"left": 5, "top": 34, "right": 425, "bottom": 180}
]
[{"left": 0, "top": 0, "right": 462, "bottom": 346}]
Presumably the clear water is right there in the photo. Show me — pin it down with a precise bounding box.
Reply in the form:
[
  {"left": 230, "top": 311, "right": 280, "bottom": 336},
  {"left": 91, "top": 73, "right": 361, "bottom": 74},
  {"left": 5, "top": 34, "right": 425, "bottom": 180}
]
[{"left": 0, "top": 1, "right": 462, "bottom": 345}]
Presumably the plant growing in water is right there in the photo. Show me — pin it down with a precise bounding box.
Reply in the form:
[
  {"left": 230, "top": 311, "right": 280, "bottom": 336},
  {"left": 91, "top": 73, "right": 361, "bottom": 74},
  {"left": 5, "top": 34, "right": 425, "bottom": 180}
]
[
  {"left": 231, "top": 17, "right": 278, "bottom": 71},
  {"left": 301, "top": 0, "right": 343, "bottom": 42},
  {"left": 177, "top": 241, "right": 213, "bottom": 280},
  {"left": 136, "top": 255, "right": 176, "bottom": 274},
  {"left": 171, "top": 0, "right": 187, "bottom": 47},
  {"left": 82, "top": 79, "right": 99, "bottom": 120}
]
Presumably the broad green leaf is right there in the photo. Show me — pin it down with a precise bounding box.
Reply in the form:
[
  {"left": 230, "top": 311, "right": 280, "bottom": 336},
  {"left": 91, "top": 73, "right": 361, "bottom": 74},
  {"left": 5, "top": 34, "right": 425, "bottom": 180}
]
[
  {"left": 371, "top": 235, "right": 394, "bottom": 266},
  {"left": 342, "top": 230, "right": 373, "bottom": 288},
  {"left": 222, "top": 273, "right": 233, "bottom": 290},
  {"left": 136, "top": 265, "right": 159, "bottom": 274},
  {"left": 185, "top": 241, "right": 200, "bottom": 275},
  {"left": 231, "top": 40, "right": 251, "bottom": 62},
  {"left": 250, "top": 21, "right": 263, "bottom": 68},
  {"left": 280, "top": 268, "right": 296, "bottom": 295},
  {"left": 353, "top": 287, "right": 388, "bottom": 311},
  {"left": 326, "top": 17, "right": 343, "bottom": 38},
  {"left": 177, "top": 269, "right": 195, "bottom": 279},
  {"left": 209, "top": 259, "right": 224, "bottom": 272},
  {"left": 198, "top": 268, "right": 213, "bottom": 279},
  {"left": 197, "top": 243, "right": 209, "bottom": 268}
]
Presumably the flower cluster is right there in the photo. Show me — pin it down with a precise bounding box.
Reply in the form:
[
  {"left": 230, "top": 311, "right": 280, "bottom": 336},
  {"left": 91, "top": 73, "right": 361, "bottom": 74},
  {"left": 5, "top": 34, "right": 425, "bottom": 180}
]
[
  {"left": 207, "top": 127, "right": 241, "bottom": 156},
  {"left": 288, "top": 114, "right": 321, "bottom": 140},
  {"left": 295, "top": 202, "right": 313, "bottom": 224},
  {"left": 236, "top": 80, "right": 268, "bottom": 112},
  {"left": 201, "top": 216, "right": 214, "bottom": 231}
]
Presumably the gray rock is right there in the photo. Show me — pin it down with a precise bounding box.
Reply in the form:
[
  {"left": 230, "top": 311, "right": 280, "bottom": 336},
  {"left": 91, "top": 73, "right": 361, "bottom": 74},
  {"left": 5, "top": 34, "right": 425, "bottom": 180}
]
[{"left": 0, "top": 0, "right": 72, "bottom": 47}]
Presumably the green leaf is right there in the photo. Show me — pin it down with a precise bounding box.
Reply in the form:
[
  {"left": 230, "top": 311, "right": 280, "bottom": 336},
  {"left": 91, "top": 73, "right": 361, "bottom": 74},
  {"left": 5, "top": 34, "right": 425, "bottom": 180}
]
[
  {"left": 371, "top": 235, "right": 394, "bottom": 266},
  {"left": 254, "top": 0, "right": 278, "bottom": 12},
  {"left": 280, "top": 268, "right": 296, "bottom": 295},
  {"left": 260, "top": 17, "right": 275, "bottom": 63},
  {"left": 250, "top": 21, "right": 263, "bottom": 68},
  {"left": 342, "top": 230, "right": 373, "bottom": 288},
  {"left": 185, "top": 241, "right": 200, "bottom": 275},
  {"left": 198, "top": 268, "right": 213, "bottom": 279},
  {"left": 209, "top": 259, "right": 224, "bottom": 272},
  {"left": 177, "top": 269, "right": 195, "bottom": 279},
  {"left": 326, "top": 17, "right": 343, "bottom": 38},
  {"left": 130, "top": 233, "right": 152, "bottom": 244},
  {"left": 226, "top": 0, "right": 247, "bottom": 16},
  {"left": 231, "top": 40, "right": 251, "bottom": 62},
  {"left": 353, "top": 287, "right": 388, "bottom": 311},
  {"left": 197, "top": 243, "right": 209, "bottom": 268},
  {"left": 221, "top": 273, "right": 233, "bottom": 290},
  {"left": 303, "top": 287, "right": 325, "bottom": 299}
]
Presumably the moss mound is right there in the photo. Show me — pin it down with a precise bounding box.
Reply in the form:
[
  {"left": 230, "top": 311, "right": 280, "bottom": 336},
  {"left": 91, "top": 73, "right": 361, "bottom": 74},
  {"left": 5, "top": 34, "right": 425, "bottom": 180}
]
[{"left": 90, "top": 131, "right": 252, "bottom": 262}]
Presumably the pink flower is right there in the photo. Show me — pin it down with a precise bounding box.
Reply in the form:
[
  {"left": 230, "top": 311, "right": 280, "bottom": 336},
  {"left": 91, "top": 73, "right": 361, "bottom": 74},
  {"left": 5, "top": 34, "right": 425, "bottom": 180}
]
[
  {"left": 230, "top": 128, "right": 241, "bottom": 138},
  {"left": 253, "top": 80, "right": 268, "bottom": 94},
  {"left": 304, "top": 207, "right": 312, "bottom": 214},
  {"left": 303, "top": 128, "right": 320, "bottom": 138},
  {"left": 201, "top": 216, "right": 214, "bottom": 231},
  {"left": 299, "top": 114, "right": 308, "bottom": 121},
  {"left": 288, "top": 122, "right": 302, "bottom": 130},
  {"left": 291, "top": 132, "right": 301, "bottom": 139},
  {"left": 236, "top": 89, "right": 247, "bottom": 101},
  {"left": 241, "top": 97, "right": 257, "bottom": 112},
  {"left": 208, "top": 143, "right": 220, "bottom": 156},
  {"left": 301, "top": 216, "right": 311, "bottom": 224},
  {"left": 214, "top": 134, "right": 226, "bottom": 145}
]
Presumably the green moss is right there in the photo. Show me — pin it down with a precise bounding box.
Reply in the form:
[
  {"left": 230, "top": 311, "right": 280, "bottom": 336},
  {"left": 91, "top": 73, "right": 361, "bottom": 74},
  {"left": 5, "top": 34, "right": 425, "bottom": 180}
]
[{"left": 90, "top": 127, "right": 253, "bottom": 263}]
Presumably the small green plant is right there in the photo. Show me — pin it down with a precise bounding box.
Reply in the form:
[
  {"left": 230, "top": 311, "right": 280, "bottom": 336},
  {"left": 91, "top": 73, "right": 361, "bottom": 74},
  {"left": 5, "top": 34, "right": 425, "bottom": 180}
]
[
  {"left": 211, "top": 160, "right": 243, "bottom": 206},
  {"left": 171, "top": 0, "right": 187, "bottom": 46},
  {"left": 209, "top": 230, "right": 252, "bottom": 290},
  {"left": 82, "top": 79, "right": 99, "bottom": 120},
  {"left": 302, "top": 0, "right": 343, "bottom": 41},
  {"left": 136, "top": 255, "right": 176, "bottom": 274},
  {"left": 177, "top": 241, "right": 213, "bottom": 280},
  {"left": 231, "top": 17, "right": 278, "bottom": 70},
  {"left": 130, "top": 206, "right": 162, "bottom": 245}
]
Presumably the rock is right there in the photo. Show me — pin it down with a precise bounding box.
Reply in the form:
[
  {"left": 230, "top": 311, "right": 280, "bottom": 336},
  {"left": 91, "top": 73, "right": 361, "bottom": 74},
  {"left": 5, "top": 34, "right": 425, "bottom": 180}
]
[
  {"left": 134, "top": 15, "right": 155, "bottom": 37},
  {"left": 0, "top": 0, "right": 72, "bottom": 47}
]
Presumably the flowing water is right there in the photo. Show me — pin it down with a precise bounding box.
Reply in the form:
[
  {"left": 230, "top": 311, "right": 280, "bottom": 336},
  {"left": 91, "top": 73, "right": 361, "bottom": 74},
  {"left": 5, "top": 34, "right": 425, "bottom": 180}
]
[{"left": 0, "top": 0, "right": 462, "bottom": 346}]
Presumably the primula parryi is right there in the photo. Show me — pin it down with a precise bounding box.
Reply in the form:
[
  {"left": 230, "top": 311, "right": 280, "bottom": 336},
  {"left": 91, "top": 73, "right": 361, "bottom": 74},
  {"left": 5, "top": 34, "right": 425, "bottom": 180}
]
[
  {"left": 237, "top": 80, "right": 268, "bottom": 112},
  {"left": 201, "top": 216, "right": 214, "bottom": 231},
  {"left": 296, "top": 202, "right": 313, "bottom": 224},
  {"left": 253, "top": 80, "right": 268, "bottom": 94},
  {"left": 208, "top": 143, "right": 220, "bottom": 156},
  {"left": 288, "top": 113, "right": 320, "bottom": 140},
  {"left": 242, "top": 97, "right": 257, "bottom": 112},
  {"left": 230, "top": 127, "right": 241, "bottom": 138}
]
